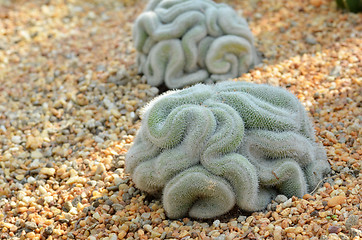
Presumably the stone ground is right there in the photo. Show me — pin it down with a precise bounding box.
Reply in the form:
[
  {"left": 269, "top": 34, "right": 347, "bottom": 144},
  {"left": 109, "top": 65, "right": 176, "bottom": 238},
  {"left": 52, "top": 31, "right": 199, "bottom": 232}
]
[{"left": 0, "top": 0, "right": 361, "bottom": 239}]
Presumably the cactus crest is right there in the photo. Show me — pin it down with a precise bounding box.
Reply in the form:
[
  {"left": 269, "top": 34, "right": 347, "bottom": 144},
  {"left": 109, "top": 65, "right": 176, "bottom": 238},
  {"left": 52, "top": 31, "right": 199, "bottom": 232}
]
[
  {"left": 133, "top": 0, "right": 260, "bottom": 89},
  {"left": 125, "top": 81, "right": 331, "bottom": 219}
]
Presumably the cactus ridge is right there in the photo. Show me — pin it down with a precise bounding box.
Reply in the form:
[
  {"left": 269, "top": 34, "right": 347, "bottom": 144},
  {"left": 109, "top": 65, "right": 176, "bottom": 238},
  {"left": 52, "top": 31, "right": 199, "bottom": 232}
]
[
  {"left": 125, "top": 81, "right": 331, "bottom": 219},
  {"left": 163, "top": 166, "right": 236, "bottom": 219},
  {"left": 133, "top": 0, "right": 260, "bottom": 88}
]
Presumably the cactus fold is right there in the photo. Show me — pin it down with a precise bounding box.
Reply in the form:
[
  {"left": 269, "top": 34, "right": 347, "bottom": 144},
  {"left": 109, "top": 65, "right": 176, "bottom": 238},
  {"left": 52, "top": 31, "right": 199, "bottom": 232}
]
[
  {"left": 125, "top": 81, "right": 330, "bottom": 219},
  {"left": 133, "top": 0, "right": 260, "bottom": 89}
]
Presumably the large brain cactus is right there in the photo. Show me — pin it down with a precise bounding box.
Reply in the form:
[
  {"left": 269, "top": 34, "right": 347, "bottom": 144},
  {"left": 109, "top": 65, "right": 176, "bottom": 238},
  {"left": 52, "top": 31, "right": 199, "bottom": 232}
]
[
  {"left": 125, "top": 81, "right": 330, "bottom": 219},
  {"left": 133, "top": 0, "right": 260, "bottom": 89}
]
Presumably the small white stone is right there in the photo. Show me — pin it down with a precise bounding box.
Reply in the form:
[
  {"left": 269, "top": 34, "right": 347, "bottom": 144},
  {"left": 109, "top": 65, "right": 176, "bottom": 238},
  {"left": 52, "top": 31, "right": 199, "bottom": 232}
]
[
  {"left": 275, "top": 194, "right": 288, "bottom": 203},
  {"left": 17, "top": 191, "right": 26, "bottom": 201},
  {"left": 273, "top": 226, "right": 283, "bottom": 240},
  {"left": 214, "top": 234, "right": 226, "bottom": 240},
  {"left": 109, "top": 133, "right": 118, "bottom": 141},
  {"left": 95, "top": 163, "right": 106, "bottom": 175},
  {"left": 237, "top": 215, "right": 246, "bottom": 223},
  {"left": 69, "top": 207, "right": 78, "bottom": 215},
  {"left": 38, "top": 186, "right": 47, "bottom": 195},
  {"left": 229, "top": 221, "right": 237, "bottom": 227},
  {"left": 282, "top": 198, "right": 293, "bottom": 208},
  {"left": 11, "top": 136, "right": 22, "bottom": 144},
  {"left": 130, "top": 112, "right": 136, "bottom": 120},
  {"left": 44, "top": 196, "right": 54, "bottom": 203},
  {"left": 213, "top": 219, "right": 220, "bottom": 228},
  {"left": 31, "top": 150, "right": 43, "bottom": 159},
  {"left": 66, "top": 176, "right": 86, "bottom": 185},
  {"left": 94, "top": 136, "right": 104, "bottom": 143},
  {"left": 170, "top": 222, "right": 180, "bottom": 228},
  {"left": 141, "top": 212, "right": 151, "bottom": 220},
  {"left": 334, "top": 179, "right": 343, "bottom": 185},
  {"left": 40, "top": 168, "right": 55, "bottom": 176},
  {"left": 143, "top": 224, "right": 152, "bottom": 232},
  {"left": 27, "top": 177, "right": 36, "bottom": 184},
  {"left": 113, "top": 175, "right": 122, "bottom": 185},
  {"left": 0, "top": 125, "right": 6, "bottom": 132},
  {"left": 22, "top": 196, "right": 31, "bottom": 204},
  {"left": 103, "top": 97, "right": 115, "bottom": 109},
  {"left": 149, "top": 87, "right": 159, "bottom": 96},
  {"left": 3, "top": 152, "right": 12, "bottom": 160},
  {"left": 208, "top": 230, "right": 220, "bottom": 237},
  {"left": 109, "top": 233, "right": 117, "bottom": 240},
  {"left": 93, "top": 212, "right": 101, "bottom": 220}
]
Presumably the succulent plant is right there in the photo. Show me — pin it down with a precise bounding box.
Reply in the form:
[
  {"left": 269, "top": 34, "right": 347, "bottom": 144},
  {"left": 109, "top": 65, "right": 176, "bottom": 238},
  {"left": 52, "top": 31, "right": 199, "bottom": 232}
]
[
  {"left": 336, "top": 0, "right": 362, "bottom": 13},
  {"left": 132, "top": 0, "right": 260, "bottom": 89},
  {"left": 125, "top": 81, "right": 330, "bottom": 219}
]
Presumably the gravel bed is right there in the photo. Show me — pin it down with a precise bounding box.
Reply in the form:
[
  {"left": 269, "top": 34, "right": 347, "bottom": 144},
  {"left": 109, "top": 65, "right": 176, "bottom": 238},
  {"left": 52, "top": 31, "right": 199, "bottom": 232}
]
[{"left": 0, "top": 0, "right": 361, "bottom": 239}]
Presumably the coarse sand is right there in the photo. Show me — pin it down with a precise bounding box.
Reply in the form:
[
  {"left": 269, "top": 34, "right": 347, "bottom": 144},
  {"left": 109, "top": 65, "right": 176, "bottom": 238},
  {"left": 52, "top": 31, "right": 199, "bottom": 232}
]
[{"left": 0, "top": 0, "right": 361, "bottom": 239}]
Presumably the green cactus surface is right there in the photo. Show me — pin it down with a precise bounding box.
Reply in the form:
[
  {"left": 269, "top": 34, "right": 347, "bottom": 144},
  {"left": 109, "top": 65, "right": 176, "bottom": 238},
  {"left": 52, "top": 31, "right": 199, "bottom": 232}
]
[
  {"left": 125, "top": 81, "right": 331, "bottom": 219},
  {"left": 132, "top": 0, "right": 260, "bottom": 89},
  {"left": 336, "top": 0, "right": 362, "bottom": 13}
]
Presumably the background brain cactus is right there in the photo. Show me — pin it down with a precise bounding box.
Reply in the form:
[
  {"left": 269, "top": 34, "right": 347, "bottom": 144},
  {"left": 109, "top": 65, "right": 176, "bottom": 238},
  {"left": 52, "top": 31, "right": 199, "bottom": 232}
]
[
  {"left": 125, "top": 81, "right": 331, "bottom": 219},
  {"left": 133, "top": 0, "right": 260, "bottom": 89}
]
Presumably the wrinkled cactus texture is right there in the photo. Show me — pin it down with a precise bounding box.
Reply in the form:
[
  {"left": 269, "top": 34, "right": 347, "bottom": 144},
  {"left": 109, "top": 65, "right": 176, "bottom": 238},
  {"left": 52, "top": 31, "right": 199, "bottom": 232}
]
[
  {"left": 125, "top": 81, "right": 331, "bottom": 219},
  {"left": 133, "top": 0, "right": 260, "bottom": 89}
]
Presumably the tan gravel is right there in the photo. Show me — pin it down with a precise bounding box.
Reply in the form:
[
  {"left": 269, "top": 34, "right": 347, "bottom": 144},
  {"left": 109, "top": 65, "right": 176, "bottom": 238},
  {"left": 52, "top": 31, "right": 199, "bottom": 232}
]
[{"left": 0, "top": 0, "right": 361, "bottom": 239}]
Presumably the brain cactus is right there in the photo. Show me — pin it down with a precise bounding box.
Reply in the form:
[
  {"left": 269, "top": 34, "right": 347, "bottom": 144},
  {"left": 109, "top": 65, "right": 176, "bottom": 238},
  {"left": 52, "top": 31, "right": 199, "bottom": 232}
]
[
  {"left": 125, "top": 81, "right": 330, "bottom": 219},
  {"left": 133, "top": 0, "right": 260, "bottom": 89}
]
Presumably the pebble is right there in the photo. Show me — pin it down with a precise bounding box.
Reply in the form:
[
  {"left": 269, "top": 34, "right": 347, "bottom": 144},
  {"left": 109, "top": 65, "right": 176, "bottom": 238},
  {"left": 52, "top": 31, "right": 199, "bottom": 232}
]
[
  {"left": 93, "top": 212, "right": 101, "bottom": 220},
  {"left": 273, "top": 226, "right": 283, "bottom": 240},
  {"left": 94, "top": 136, "right": 104, "bottom": 143},
  {"left": 66, "top": 176, "right": 87, "bottom": 185},
  {"left": 281, "top": 198, "right": 293, "bottom": 208},
  {"left": 305, "top": 34, "right": 317, "bottom": 45},
  {"left": 11, "top": 136, "right": 22, "bottom": 144},
  {"left": 275, "top": 195, "right": 288, "bottom": 203},
  {"left": 15, "top": 174, "right": 24, "bottom": 181},
  {"left": 25, "top": 221, "right": 37, "bottom": 230},
  {"left": 109, "top": 233, "right": 118, "bottom": 240},
  {"left": 63, "top": 201, "right": 73, "bottom": 212},
  {"left": 303, "top": 194, "right": 314, "bottom": 200},
  {"left": 129, "top": 223, "right": 138, "bottom": 232},
  {"left": 327, "top": 196, "right": 346, "bottom": 207},
  {"left": 170, "top": 222, "right": 180, "bottom": 228},
  {"left": 143, "top": 224, "right": 152, "bottom": 232},
  {"left": 329, "top": 65, "right": 342, "bottom": 77},
  {"left": 44, "top": 196, "right": 54, "bottom": 203},
  {"left": 237, "top": 215, "right": 246, "bottom": 223},
  {"left": 112, "top": 204, "right": 125, "bottom": 211},
  {"left": 328, "top": 225, "right": 341, "bottom": 234},
  {"left": 44, "top": 226, "right": 53, "bottom": 235},
  {"left": 30, "top": 150, "right": 43, "bottom": 159},
  {"left": 310, "top": 0, "right": 323, "bottom": 7},
  {"left": 141, "top": 212, "right": 151, "bottom": 220},
  {"left": 39, "top": 167, "right": 56, "bottom": 176},
  {"left": 214, "top": 234, "right": 226, "bottom": 240},
  {"left": 213, "top": 219, "right": 221, "bottom": 228},
  {"left": 27, "top": 176, "right": 36, "bottom": 184},
  {"left": 149, "top": 87, "right": 159, "bottom": 96},
  {"left": 208, "top": 229, "right": 221, "bottom": 237},
  {"left": 328, "top": 233, "right": 340, "bottom": 240},
  {"left": 95, "top": 163, "right": 106, "bottom": 175}
]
